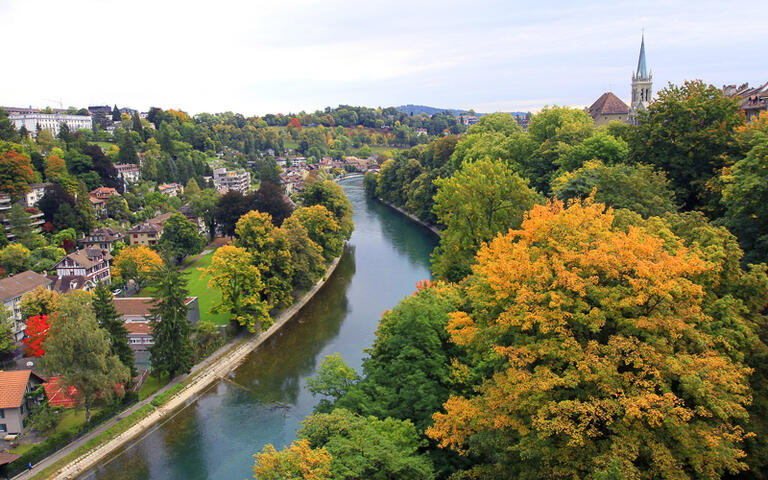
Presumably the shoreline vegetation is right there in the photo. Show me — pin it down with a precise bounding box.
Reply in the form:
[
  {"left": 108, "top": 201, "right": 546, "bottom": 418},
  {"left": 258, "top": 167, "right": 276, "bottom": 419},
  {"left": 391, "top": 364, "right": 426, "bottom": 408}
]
[{"left": 20, "top": 255, "right": 343, "bottom": 480}]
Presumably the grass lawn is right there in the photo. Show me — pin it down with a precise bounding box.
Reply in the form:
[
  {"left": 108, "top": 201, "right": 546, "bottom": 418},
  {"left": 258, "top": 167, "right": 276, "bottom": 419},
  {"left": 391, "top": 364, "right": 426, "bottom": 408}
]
[
  {"left": 136, "top": 250, "right": 230, "bottom": 326},
  {"left": 93, "top": 141, "right": 114, "bottom": 150},
  {"left": 138, "top": 374, "right": 169, "bottom": 401},
  {"left": 10, "top": 442, "right": 35, "bottom": 455},
  {"left": 55, "top": 408, "right": 101, "bottom": 435}
]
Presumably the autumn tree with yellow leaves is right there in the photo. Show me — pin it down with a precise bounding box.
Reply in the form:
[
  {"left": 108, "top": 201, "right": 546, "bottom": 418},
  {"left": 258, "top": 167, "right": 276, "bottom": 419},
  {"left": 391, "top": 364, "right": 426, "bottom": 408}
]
[
  {"left": 112, "top": 245, "right": 163, "bottom": 290},
  {"left": 427, "top": 198, "right": 758, "bottom": 479}
]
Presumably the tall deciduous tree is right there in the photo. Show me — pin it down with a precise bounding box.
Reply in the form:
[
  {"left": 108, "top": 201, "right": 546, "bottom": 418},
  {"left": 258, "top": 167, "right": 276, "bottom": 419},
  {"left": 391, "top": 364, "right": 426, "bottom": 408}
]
[
  {"left": 204, "top": 245, "right": 269, "bottom": 332},
  {"left": 427, "top": 198, "right": 755, "bottom": 479},
  {"left": 159, "top": 213, "right": 206, "bottom": 264},
  {"left": 254, "top": 439, "right": 332, "bottom": 480},
  {"left": 628, "top": 80, "right": 745, "bottom": 213},
  {"left": 251, "top": 182, "right": 293, "bottom": 227},
  {"left": 41, "top": 293, "right": 129, "bottom": 422},
  {"left": 0, "top": 150, "right": 35, "bottom": 199},
  {"left": 112, "top": 245, "right": 163, "bottom": 289},
  {"left": 93, "top": 283, "right": 135, "bottom": 376},
  {"left": 291, "top": 206, "right": 342, "bottom": 261},
  {"left": 148, "top": 262, "right": 194, "bottom": 378},
  {"left": 280, "top": 216, "right": 325, "bottom": 290},
  {"left": 22, "top": 314, "right": 50, "bottom": 357},
  {"left": 431, "top": 157, "right": 541, "bottom": 282},
  {"left": 0, "top": 305, "right": 14, "bottom": 356},
  {"left": 301, "top": 180, "right": 354, "bottom": 239},
  {"left": 20, "top": 286, "right": 60, "bottom": 319}
]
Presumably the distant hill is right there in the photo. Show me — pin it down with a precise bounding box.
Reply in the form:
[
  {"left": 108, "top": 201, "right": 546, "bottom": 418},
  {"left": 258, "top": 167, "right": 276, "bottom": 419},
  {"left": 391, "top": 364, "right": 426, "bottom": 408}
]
[{"left": 395, "top": 104, "right": 529, "bottom": 117}]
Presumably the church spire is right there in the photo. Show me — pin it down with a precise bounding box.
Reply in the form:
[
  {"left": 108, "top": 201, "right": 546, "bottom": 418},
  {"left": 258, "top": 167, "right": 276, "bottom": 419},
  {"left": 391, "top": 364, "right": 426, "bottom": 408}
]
[{"left": 636, "top": 34, "right": 648, "bottom": 80}]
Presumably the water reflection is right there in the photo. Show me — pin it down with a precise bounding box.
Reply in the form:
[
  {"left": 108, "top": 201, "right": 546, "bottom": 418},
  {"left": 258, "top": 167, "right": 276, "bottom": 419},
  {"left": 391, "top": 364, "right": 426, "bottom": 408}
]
[{"left": 82, "top": 178, "right": 438, "bottom": 480}]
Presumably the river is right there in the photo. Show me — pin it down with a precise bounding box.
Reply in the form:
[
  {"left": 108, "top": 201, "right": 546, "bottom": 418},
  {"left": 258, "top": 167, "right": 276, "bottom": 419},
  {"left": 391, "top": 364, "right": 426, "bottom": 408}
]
[{"left": 81, "top": 177, "right": 439, "bottom": 479}]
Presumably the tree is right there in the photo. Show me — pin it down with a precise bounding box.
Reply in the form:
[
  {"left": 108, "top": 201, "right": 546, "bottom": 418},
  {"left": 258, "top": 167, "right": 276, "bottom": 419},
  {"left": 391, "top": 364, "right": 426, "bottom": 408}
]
[
  {"left": 20, "top": 286, "right": 60, "bottom": 319},
  {"left": 184, "top": 177, "right": 201, "bottom": 198},
  {"left": 215, "top": 190, "right": 252, "bottom": 236},
  {"left": 551, "top": 160, "right": 677, "bottom": 218},
  {"left": 431, "top": 157, "right": 541, "bottom": 282},
  {"left": 301, "top": 180, "right": 354, "bottom": 240},
  {"left": 234, "top": 211, "right": 294, "bottom": 308},
  {"left": 0, "top": 305, "right": 16, "bottom": 356},
  {"left": 254, "top": 439, "right": 332, "bottom": 480},
  {"left": 158, "top": 213, "right": 206, "bottom": 264},
  {"left": 0, "top": 108, "right": 19, "bottom": 142},
  {"left": 291, "top": 206, "right": 342, "bottom": 261},
  {"left": 29, "top": 246, "right": 66, "bottom": 273},
  {"left": 721, "top": 131, "right": 768, "bottom": 264},
  {"left": 112, "top": 245, "right": 163, "bottom": 289},
  {"left": 44, "top": 153, "right": 68, "bottom": 179},
  {"left": 105, "top": 194, "right": 131, "bottom": 221},
  {"left": 0, "top": 243, "right": 31, "bottom": 275},
  {"left": 281, "top": 216, "right": 325, "bottom": 290},
  {"left": 7, "top": 203, "right": 36, "bottom": 247},
  {"left": 203, "top": 245, "right": 270, "bottom": 332},
  {"left": 148, "top": 262, "right": 194, "bottom": 378},
  {"left": 0, "top": 150, "right": 34, "bottom": 199},
  {"left": 427, "top": 198, "right": 755, "bottom": 479},
  {"left": 628, "top": 80, "right": 745, "bottom": 212},
  {"left": 307, "top": 354, "right": 360, "bottom": 413},
  {"left": 22, "top": 314, "right": 50, "bottom": 357},
  {"left": 41, "top": 292, "right": 129, "bottom": 422},
  {"left": 190, "top": 188, "right": 219, "bottom": 241},
  {"left": 93, "top": 283, "right": 135, "bottom": 376},
  {"left": 252, "top": 182, "right": 293, "bottom": 227},
  {"left": 297, "top": 409, "right": 434, "bottom": 480}
]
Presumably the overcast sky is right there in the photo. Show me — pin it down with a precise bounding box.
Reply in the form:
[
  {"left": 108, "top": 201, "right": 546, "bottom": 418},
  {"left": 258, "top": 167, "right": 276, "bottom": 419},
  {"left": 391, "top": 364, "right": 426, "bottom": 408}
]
[{"left": 1, "top": 0, "right": 766, "bottom": 116}]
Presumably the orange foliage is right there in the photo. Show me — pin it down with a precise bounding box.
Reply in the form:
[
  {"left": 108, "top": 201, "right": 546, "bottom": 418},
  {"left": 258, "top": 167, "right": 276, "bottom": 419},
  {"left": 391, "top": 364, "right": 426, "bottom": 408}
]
[
  {"left": 0, "top": 150, "right": 35, "bottom": 198},
  {"left": 427, "top": 197, "right": 754, "bottom": 477},
  {"left": 253, "top": 439, "right": 332, "bottom": 480}
]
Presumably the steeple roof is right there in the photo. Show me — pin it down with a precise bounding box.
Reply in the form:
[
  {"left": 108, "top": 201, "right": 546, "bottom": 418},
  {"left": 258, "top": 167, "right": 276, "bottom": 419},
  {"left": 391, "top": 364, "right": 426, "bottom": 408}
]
[{"left": 636, "top": 35, "right": 648, "bottom": 79}]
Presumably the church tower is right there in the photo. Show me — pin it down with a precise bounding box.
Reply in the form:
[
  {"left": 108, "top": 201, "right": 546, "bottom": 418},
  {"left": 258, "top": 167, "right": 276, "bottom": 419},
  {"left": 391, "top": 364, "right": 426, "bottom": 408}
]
[{"left": 630, "top": 35, "right": 652, "bottom": 121}]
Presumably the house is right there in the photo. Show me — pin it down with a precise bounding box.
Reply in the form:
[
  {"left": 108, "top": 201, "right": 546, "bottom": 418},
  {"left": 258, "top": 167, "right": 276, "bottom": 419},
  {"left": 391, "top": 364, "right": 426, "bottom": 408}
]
[
  {"left": 179, "top": 205, "right": 206, "bottom": 235},
  {"left": 113, "top": 297, "right": 200, "bottom": 367},
  {"left": 723, "top": 81, "right": 768, "bottom": 122},
  {"left": 587, "top": 92, "right": 630, "bottom": 126},
  {"left": 115, "top": 163, "right": 141, "bottom": 184},
  {"left": 126, "top": 222, "right": 162, "bottom": 246},
  {"left": 157, "top": 183, "right": 183, "bottom": 197},
  {"left": 1, "top": 206, "right": 44, "bottom": 240},
  {"left": 0, "top": 271, "right": 52, "bottom": 342},
  {"left": 48, "top": 248, "right": 112, "bottom": 294},
  {"left": 0, "top": 370, "right": 45, "bottom": 435},
  {"left": 212, "top": 168, "right": 251, "bottom": 194},
  {"left": 22, "top": 183, "right": 53, "bottom": 208},
  {"left": 79, "top": 227, "right": 124, "bottom": 253},
  {"left": 89, "top": 187, "right": 120, "bottom": 218}
]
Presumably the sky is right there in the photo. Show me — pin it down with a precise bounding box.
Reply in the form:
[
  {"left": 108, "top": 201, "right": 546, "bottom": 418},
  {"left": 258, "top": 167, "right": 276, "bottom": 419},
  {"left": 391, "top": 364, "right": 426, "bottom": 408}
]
[{"left": 1, "top": 0, "right": 767, "bottom": 116}]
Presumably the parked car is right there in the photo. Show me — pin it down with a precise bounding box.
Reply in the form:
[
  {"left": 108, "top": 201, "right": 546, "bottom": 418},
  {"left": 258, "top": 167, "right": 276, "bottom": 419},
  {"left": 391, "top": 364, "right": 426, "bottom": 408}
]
[{"left": 112, "top": 288, "right": 123, "bottom": 297}]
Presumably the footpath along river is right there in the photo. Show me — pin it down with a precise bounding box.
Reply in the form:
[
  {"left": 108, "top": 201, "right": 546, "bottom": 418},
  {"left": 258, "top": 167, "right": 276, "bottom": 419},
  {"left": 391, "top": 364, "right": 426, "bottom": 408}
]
[{"left": 80, "top": 177, "right": 439, "bottom": 480}]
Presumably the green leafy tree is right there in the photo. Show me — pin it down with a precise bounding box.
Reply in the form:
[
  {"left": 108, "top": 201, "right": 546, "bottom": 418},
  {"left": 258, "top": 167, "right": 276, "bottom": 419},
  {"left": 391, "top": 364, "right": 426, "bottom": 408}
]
[
  {"left": 628, "top": 80, "right": 745, "bottom": 212},
  {"left": 105, "top": 195, "right": 131, "bottom": 221},
  {"left": 296, "top": 409, "right": 434, "bottom": 480},
  {"left": 190, "top": 188, "right": 219, "bottom": 241},
  {"left": 184, "top": 177, "right": 201, "bottom": 198},
  {"left": 0, "top": 243, "right": 31, "bottom": 275},
  {"left": 0, "top": 305, "right": 14, "bottom": 356},
  {"left": 291, "top": 206, "right": 343, "bottom": 261},
  {"left": 301, "top": 180, "right": 354, "bottom": 239},
  {"left": 307, "top": 353, "right": 360, "bottom": 413},
  {"left": 93, "top": 283, "right": 135, "bottom": 376},
  {"left": 7, "top": 203, "right": 37, "bottom": 248},
  {"left": 431, "top": 157, "right": 541, "bottom": 281},
  {"left": 159, "top": 213, "right": 206, "bottom": 264},
  {"left": 0, "top": 108, "right": 19, "bottom": 142},
  {"left": 148, "top": 261, "right": 194, "bottom": 378},
  {"left": 281, "top": 216, "right": 326, "bottom": 291},
  {"left": 551, "top": 160, "right": 677, "bottom": 218},
  {"left": 40, "top": 292, "right": 130, "bottom": 422}
]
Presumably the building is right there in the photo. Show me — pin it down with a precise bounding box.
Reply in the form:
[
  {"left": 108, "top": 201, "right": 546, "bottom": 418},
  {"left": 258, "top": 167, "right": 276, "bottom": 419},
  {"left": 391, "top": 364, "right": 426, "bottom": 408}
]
[
  {"left": 126, "top": 222, "right": 162, "bottom": 246},
  {"left": 723, "top": 82, "right": 768, "bottom": 122},
  {"left": 89, "top": 187, "right": 120, "bottom": 218},
  {"left": 457, "top": 115, "right": 478, "bottom": 126},
  {"left": 212, "top": 168, "right": 251, "bottom": 194},
  {"left": 79, "top": 227, "right": 124, "bottom": 253},
  {"left": 113, "top": 297, "right": 200, "bottom": 367},
  {"left": 587, "top": 92, "right": 630, "bottom": 126},
  {"left": 629, "top": 35, "right": 652, "bottom": 122},
  {"left": 157, "top": 183, "right": 183, "bottom": 197},
  {"left": 22, "top": 183, "right": 53, "bottom": 208},
  {"left": 115, "top": 163, "right": 141, "bottom": 185},
  {"left": 9, "top": 112, "right": 92, "bottom": 137},
  {"left": 48, "top": 248, "right": 112, "bottom": 294},
  {"left": 1, "top": 205, "right": 45, "bottom": 240},
  {"left": 0, "top": 271, "right": 52, "bottom": 341},
  {"left": 0, "top": 370, "right": 45, "bottom": 435}
]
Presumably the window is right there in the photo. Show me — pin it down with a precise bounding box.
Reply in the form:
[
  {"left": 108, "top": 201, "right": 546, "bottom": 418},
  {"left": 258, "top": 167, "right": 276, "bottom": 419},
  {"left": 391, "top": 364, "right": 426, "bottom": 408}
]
[
  {"left": 0, "top": 408, "right": 4, "bottom": 418},
  {"left": 0, "top": 424, "right": 6, "bottom": 432}
]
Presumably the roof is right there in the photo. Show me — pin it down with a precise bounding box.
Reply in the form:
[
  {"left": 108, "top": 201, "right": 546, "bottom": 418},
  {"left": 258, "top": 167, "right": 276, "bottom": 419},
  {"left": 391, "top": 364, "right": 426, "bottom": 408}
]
[
  {"left": 43, "top": 377, "right": 78, "bottom": 408},
  {"left": 47, "top": 275, "right": 88, "bottom": 294},
  {"left": 89, "top": 187, "right": 119, "bottom": 198},
  {"left": 588, "top": 92, "right": 629, "bottom": 119},
  {"left": 0, "top": 452, "right": 21, "bottom": 467},
  {"left": 127, "top": 222, "right": 162, "bottom": 234},
  {"left": 80, "top": 227, "right": 123, "bottom": 244},
  {"left": 125, "top": 321, "right": 152, "bottom": 335},
  {"left": 114, "top": 297, "right": 196, "bottom": 317},
  {"left": 0, "top": 271, "right": 52, "bottom": 302},
  {"left": 148, "top": 212, "right": 174, "bottom": 226},
  {"left": 0, "top": 370, "right": 42, "bottom": 409},
  {"left": 54, "top": 248, "right": 111, "bottom": 270},
  {"left": 636, "top": 34, "right": 648, "bottom": 79}
]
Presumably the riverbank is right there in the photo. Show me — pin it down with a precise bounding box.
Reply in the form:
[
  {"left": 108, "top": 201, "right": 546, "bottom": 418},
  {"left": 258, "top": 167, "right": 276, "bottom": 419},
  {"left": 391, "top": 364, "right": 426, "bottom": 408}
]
[
  {"left": 376, "top": 198, "right": 442, "bottom": 237},
  {"left": 19, "top": 255, "right": 342, "bottom": 480}
]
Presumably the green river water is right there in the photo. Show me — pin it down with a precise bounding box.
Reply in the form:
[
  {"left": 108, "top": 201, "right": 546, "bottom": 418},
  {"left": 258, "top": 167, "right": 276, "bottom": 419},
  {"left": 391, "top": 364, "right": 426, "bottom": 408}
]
[{"left": 81, "top": 177, "right": 438, "bottom": 479}]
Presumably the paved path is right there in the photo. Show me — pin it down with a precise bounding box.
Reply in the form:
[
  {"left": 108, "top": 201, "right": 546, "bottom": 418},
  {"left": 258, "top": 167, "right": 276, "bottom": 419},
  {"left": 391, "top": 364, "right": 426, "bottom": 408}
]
[{"left": 19, "top": 256, "right": 340, "bottom": 480}]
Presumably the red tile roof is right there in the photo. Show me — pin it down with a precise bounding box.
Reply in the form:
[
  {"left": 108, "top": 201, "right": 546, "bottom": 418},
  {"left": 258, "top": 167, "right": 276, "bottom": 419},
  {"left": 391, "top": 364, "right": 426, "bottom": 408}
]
[
  {"left": 43, "top": 377, "right": 78, "bottom": 408},
  {"left": 0, "top": 370, "right": 32, "bottom": 409},
  {"left": 125, "top": 321, "right": 152, "bottom": 335},
  {"left": 588, "top": 92, "right": 629, "bottom": 119}
]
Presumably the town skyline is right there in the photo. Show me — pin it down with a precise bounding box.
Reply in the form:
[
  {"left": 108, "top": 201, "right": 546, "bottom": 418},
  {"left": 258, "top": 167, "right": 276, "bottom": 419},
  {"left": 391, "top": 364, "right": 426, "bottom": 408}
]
[{"left": 1, "top": 0, "right": 767, "bottom": 116}]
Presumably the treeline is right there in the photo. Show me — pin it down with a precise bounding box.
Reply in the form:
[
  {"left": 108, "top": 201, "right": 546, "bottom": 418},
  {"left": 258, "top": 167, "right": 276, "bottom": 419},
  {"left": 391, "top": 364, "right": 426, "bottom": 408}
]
[
  {"left": 253, "top": 81, "right": 768, "bottom": 479},
  {"left": 205, "top": 180, "right": 353, "bottom": 332}
]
